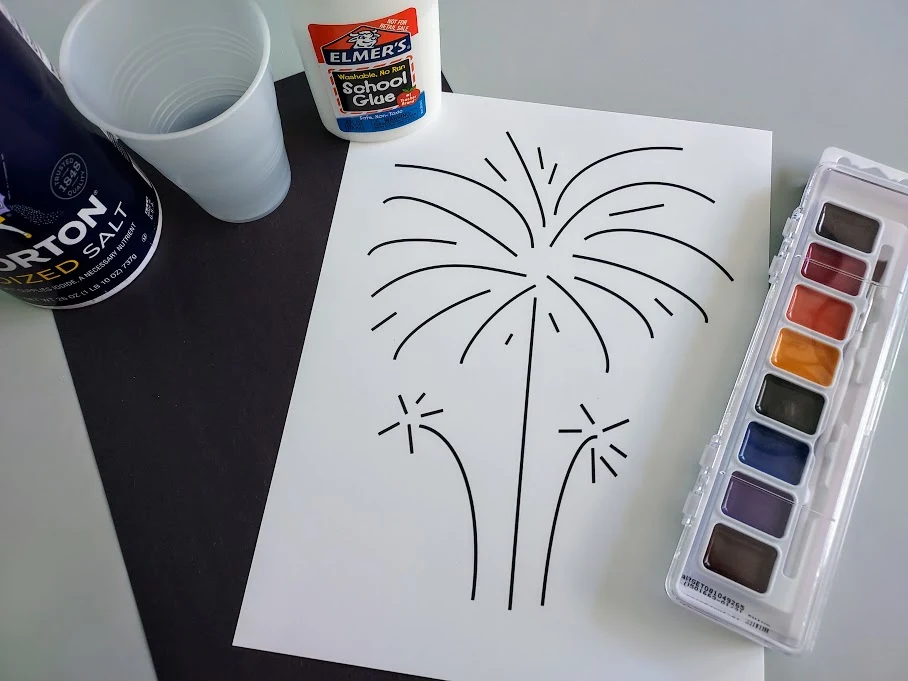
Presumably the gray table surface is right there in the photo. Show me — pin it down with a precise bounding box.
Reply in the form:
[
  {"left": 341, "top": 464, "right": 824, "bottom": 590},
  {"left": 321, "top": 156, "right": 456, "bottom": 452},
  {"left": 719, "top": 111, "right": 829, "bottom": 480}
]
[{"left": 3, "top": 1, "right": 908, "bottom": 680}]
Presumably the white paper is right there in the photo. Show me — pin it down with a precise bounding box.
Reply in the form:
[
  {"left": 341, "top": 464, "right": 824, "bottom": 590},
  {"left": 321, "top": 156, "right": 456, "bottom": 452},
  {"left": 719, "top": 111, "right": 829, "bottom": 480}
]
[{"left": 235, "top": 93, "right": 771, "bottom": 681}]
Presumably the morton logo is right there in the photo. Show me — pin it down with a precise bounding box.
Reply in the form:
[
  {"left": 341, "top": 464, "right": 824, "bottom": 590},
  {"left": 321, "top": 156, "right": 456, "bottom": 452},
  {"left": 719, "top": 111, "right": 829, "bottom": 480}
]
[{"left": 321, "top": 25, "right": 412, "bottom": 65}]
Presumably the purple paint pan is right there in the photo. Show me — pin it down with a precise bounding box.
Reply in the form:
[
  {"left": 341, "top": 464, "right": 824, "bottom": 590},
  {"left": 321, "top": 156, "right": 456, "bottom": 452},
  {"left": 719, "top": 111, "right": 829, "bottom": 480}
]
[{"left": 722, "top": 471, "right": 794, "bottom": 538}]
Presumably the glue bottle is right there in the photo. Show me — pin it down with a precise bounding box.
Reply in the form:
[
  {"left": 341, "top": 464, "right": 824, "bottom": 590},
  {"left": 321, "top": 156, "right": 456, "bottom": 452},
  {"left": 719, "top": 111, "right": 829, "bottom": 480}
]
[{"left": 288, "top": 0, "right": 441, "bottom": 141}]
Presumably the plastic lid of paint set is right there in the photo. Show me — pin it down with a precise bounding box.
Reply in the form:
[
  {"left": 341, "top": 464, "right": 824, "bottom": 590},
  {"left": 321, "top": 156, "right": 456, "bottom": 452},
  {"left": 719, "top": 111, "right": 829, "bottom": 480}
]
[{"left": 666, "top": 148, "right": 908, "bottom": 653}]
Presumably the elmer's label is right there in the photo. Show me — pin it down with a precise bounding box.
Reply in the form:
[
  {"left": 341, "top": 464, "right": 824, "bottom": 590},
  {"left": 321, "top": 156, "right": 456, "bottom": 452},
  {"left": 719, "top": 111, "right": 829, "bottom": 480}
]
[{"left": 308, "top": 9, "right": 426, "bottom": 134}]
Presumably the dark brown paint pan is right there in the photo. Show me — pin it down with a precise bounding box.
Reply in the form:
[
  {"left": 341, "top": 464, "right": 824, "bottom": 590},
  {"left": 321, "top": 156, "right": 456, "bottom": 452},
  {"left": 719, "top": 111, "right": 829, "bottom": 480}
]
[
  {"left": 703, "top": 523, "right": 778, "bottom": 593},
  {"left": 816, "top": 203, "right": 880, "bottom": 253}
]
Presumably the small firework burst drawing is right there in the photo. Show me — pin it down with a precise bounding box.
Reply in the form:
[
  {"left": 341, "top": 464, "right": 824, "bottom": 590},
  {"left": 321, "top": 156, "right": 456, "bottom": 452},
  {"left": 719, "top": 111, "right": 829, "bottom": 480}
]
[
  {"left": 378, "top": 393, "right": 478, "bottom": 600},
  {"left": 543, "top": 404, "right": 630, "bottom": 606},
  {"left": 369, "top": 132, "right": 733, "bottom": 608}
]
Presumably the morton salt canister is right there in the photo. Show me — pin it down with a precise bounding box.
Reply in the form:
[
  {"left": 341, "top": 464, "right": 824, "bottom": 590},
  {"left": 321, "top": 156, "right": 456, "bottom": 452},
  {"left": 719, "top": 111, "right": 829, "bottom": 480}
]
[{"left": 0, "top": 4, "right": 161, "bottom": 308}]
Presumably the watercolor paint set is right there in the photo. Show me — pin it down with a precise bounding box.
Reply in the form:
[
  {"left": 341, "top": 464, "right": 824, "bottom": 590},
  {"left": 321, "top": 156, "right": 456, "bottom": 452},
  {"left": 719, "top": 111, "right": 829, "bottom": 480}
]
[{"left": 666, "top": 148, "right": 908, "bottom": 653}]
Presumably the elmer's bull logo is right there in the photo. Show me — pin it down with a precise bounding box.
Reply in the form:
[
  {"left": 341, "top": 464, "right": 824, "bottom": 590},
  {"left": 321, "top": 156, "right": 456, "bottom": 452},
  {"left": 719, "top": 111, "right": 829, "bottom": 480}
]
[
  {"left": 348, "top": 28, "right": 381, "bottom": 49},
  {"left": 0, "top": 192, "right": 31, "bottom": 239},
  {"left": 321, "top": 24, "right": 412, "bottom": 65}
]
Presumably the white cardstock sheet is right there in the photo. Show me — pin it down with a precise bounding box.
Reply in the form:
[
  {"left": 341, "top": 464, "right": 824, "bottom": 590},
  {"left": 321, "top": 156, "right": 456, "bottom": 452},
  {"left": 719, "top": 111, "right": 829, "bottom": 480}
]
[{"left": 235, "top": 93, "right": 772, "bottom": 681}]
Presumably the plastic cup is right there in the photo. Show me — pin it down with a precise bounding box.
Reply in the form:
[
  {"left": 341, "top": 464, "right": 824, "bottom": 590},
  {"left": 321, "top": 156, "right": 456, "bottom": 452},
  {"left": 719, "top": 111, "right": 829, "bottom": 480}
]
[{"left": 60, "top": 0, "right": 291, "bottom": 223}]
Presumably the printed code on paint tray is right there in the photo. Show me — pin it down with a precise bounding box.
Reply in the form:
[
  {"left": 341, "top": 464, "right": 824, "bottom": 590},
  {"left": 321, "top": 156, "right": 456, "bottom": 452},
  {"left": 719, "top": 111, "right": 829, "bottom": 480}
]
[
  {"left": 681, "top": 574, "right": 745, "bottom": 613},
  {"left": 746, "top": 618, "right": 771, "bottom": 634}
]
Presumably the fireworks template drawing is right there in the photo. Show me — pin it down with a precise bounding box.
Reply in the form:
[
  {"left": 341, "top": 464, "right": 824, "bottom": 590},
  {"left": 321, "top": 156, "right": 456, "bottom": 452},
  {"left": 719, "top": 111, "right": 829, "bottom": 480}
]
[
  {"left": 542, "top": 404, "right": 631, "bottom": 606},
  {"left": 368, "top": 131, "right": 732, "bottom": 608},
  {"left": 378, "top": 392, "right": 478, "bottom": 600},
  {"left": 236, "top": 94, "right": 771, "bottom": 681}
]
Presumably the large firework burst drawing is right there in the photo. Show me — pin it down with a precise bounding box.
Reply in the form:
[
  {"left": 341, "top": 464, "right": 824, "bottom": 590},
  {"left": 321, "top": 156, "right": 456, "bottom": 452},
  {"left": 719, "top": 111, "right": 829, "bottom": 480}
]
[{"left": 368, "top": 132, "right": 734, "bottom": 609}]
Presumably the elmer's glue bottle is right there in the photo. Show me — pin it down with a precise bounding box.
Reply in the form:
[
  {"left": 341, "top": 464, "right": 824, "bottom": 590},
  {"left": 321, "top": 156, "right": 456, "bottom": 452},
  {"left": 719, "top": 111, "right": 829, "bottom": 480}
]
[{"left": 288, "top": 0, "right": 441, "bottom": 141}]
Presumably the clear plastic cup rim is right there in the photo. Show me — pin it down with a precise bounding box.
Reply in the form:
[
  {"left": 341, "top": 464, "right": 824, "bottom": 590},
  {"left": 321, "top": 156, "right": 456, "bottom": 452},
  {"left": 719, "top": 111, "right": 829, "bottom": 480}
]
[{"left": 59, "top": 0, "right": 272, "bottom": 144}]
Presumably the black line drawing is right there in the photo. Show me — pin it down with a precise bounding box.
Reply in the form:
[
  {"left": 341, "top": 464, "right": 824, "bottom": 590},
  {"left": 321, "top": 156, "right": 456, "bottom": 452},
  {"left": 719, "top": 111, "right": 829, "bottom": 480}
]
[
  {"left": 655, "top": 298, "right": 674, "bottom": 316},
  {"left": 547, "top": 275, "right": 609, "bottom": 372},
  {"left": 573, "top": 254, "right": 709, "bottom": 323},
  {"left": 608, "top": 203, "right": 664, "bottom": 217},
  {"left": 371, "top": 311, "right": 398, "bottom": 332},
  {"left": 395, "top": 290, "right": 492, "bottom": 360},
  {"left": 541, "top": 407, "right": 630, "bottom": 605},
  {"left": 383, "top": 197, "right": 518, "bottom": 257},
  {"left": 509, "top": 296, "right": 537, "bottom": 610},
  {"left": 485, "top": 157, "right": 507, "bottom": 182},
  {"left": 377, "top": 422, "right": 400, "bottom": 436},
  {"left": 601, "top": 418, "right": 629, "bottom": 434},
  {"left": 507, "top": 132, "right": 545, "bottom": 230},
  {"left": 579, "top": 403, "right": 595, "bottom": 425},
  {"left": 372, "top": 133, "right": 734, "bottom": 609},
  {"left": 372, "top": 264, "right": 524, "bottom": 298},
  {"left": 583, "top": 228, "right": 734, "bottom": 281},
  {"left": 544, "top": 431, "right": 596, "bottom": 602},
  {"left": 368, "top": 238, "right": 457, "bottom": 256},
  {"left": 460, "top": 284, "right": 536, "bottom": 365},
  {"left": 379, "top": 395, "right": 478, "bottom": 600},
  {"left": 550, "top": 181, "right": 714, "bottom": 247},
  {"left": 553, "top": 146, "right": 684, "bottom": 216},
  {"left": 396, "top": 164, "right": 535, "bottom": 248},
  {"left": 574, "top": 276, "right": 654, "bottom": 339},
  {"left": 419, "top": 424, "right": 479, "bottom": 601}
]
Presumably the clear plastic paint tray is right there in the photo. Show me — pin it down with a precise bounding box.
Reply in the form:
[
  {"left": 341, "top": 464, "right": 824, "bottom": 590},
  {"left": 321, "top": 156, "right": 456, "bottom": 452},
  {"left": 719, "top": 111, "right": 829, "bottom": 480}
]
[{"left": 666, "top": 148, "right": 908, "bottom": 653}]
